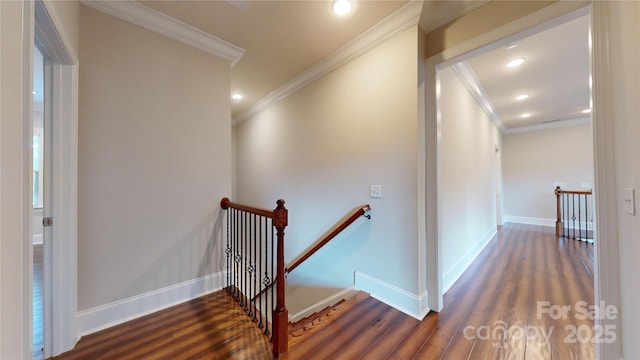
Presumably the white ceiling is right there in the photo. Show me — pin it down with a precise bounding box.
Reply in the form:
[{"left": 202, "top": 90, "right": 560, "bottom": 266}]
[
  {"left": 78, "top": 1, "right": 588, "bottom": 132},
  {"left": 139, "top": 0, "right": 410, "bottom": 118},
  {"left": 463, "top": 13, "right": 591, "bottom": 131}
]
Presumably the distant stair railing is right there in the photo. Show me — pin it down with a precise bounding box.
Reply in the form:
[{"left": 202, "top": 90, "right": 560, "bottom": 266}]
[
  {"left": 220, "top": 198, "right": 288, "bottom": 357},
  {"left": 555, "top": 186, "right": 594, "bottom": 242}
]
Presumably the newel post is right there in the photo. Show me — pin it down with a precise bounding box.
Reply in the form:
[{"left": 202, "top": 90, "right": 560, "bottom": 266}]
[
  {"left": 272, "top": 199, "right": 288, "bottom": 356},
  {"left": 555, "top": 186, "right": 562, "bottom": 237}
]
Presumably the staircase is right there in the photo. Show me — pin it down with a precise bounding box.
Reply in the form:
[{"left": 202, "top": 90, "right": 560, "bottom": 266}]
[{"left": 288, "top": 291, "right": 370, "bottom": 348}]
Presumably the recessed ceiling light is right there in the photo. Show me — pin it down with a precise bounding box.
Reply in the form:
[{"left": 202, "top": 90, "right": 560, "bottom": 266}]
[
  {"left": 516, "top": 94, "right": 529, "bottom": 101},
  {"left": 521, "top": 113, "right": 532, "bottom": 118},
  {"left": 506, "top": 42, "right": 519, "bottom": 49},
  {"left": 506, "top": 57, "right": 525, "bottom": 68},
  {"left": 231, "top": 93, "right": 244, "bottom": 101},
  {"left": 582, "top": 108, "right": 592, "bottom": 114},
  {"left": 332, "top": 0, "right": 352, "bottom": 16}
]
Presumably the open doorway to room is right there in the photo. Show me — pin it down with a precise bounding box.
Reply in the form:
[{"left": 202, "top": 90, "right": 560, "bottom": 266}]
[
  {"left": 31, "top": 0, "right": 79, "bottom": 357},
  {"left": 424, "top": 5, "right": 597, "bottom": 354},
  {"left": 437, "top": 7, "right": 593, "bottom": 294},
  {"left": 32, "top": 45, "right": 46, "bottom": 360}
]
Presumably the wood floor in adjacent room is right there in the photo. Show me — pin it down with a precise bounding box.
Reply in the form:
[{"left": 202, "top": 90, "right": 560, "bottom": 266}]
[{"left": 50, "top": 223, "right": 595, "bottom": 360}]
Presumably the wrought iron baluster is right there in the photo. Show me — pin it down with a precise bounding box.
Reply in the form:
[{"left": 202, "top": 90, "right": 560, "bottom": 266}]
[
  {"left": 258, "top": 216, "right": 264, "bottom": 329},
  {"left": 578, "top": 194, "right": 582, "bottom": 240}
]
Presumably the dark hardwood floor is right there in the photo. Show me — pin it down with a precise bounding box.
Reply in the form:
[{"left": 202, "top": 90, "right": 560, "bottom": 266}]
[
  {"left": 50, "top": 223, "right": 594, "bottom": 359},
  {"left": 34, "top": 243, "right": 44, "bottom": 360}
]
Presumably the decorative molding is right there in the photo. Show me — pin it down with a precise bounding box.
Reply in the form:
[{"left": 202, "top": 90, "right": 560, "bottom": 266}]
[
  {"left": 442, "top": 226, "right": 496, "bottom": 293},
  {"left": 354, "top": 271, "right": 429, "bottom": 320},
  {"left": 77, "top": 271, "right": 226, "bottom": 336},
  {"left": 233, "top": 0, "right": 424, "bottom": 124},
  {"left": 450, "top": 61, "right": 506, "bottom": 132},
  {"left": 80, "top": 0, "right": 245, "bottom": 67},
  {"left": 503, "top": 216, "right": 555, "bottom": 227},
  {"left": 504, "top": 116, "right": 590, "bottom": 135},
  {"left": 288, "top": 287, "right": 359, "bottom": 323}
]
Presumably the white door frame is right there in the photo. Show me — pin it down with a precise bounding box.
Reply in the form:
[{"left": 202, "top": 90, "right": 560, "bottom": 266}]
[
  {"left": 33, "top": 0, "right": 79, "bottom": 356},
  {"left": 423, "top": 2, "right": 622, "bottom": 359}
]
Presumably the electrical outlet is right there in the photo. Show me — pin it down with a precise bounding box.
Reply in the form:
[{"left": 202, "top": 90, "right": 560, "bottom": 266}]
[{"left": 369, "top": 185, "right": 382, "bottom": 198}]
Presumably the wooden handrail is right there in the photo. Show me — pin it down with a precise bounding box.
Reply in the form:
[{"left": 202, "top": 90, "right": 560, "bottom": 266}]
[
  {"left": 286, "top": 204, "right": 371, "bottom": 274},
  {"left": 220, "top": 197, "right": 277, "bottom": 219},
  {"left": 555, "top": 188, "right": 593, "bottom": 195},
  {"left": 251, "top": 204, "right": 371, "bottom": 303}
]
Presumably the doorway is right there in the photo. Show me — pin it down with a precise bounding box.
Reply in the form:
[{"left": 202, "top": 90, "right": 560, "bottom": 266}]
[
  {"left": 425, "top": 3, "right": 595, "bottom": 314},
  {"left": 32, "top": 0, "right": 79, "bottom": 357},
  {"left": 32, "top": 45, "right": 46, "bottom": 360}
]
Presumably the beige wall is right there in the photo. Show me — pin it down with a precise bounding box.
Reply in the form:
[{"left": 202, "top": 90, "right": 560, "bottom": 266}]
[
  {"left": 78, "top": 6, "right": 231, "bottom": 310},
  {"left": 439, "top": 66, "right": 501, "bottom": 290},
  {"left": 235, "top": 26, "right": 420, "bottom": 313},
  {"left": 502, "top": 124, "right": 593, "bottom": 221}
]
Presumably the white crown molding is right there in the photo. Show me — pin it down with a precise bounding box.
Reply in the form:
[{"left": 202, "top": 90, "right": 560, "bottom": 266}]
[
  {"left": 450, "top": 61, "right": 506, "bottom": 132},
  {"left": 233, "top": 0, "right": 424, "bottom": 124},
  {"left": 504, "top": 116, "right": 590, "bottom": 135},
  {"left": 80, "top": 0, "right": 245, "bottom": 67}
]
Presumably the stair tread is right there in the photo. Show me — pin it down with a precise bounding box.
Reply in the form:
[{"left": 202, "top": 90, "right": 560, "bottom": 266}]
[{"left": 288, "top": 291, "right": 369, "bottom": 347}]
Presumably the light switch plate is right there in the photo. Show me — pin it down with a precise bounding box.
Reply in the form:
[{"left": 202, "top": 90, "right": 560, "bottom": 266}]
[
  {"left": 369, "top": 185, "right": 382, "bottom": 198},
  {"left": 623, "top": 188, "right": 635, "bottom": 215}
]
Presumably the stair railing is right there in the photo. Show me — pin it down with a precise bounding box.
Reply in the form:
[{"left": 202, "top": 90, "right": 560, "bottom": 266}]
[
  {"left": 220, "top": 197, "right": 288, "bottom": 357},
  {"left": 253, "top": 204, "right": 371, "bottom": 301},
  {"left": 286, "top": 204, "right": 371, "bottom": 273},
  {"left": 555, "top": 186, "right": 594, "bottom": 241}
]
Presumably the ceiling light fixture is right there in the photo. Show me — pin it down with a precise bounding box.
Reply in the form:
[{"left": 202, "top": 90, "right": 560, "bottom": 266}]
[
  {"left": 332, "top": 0, "right": 352, "bottom": 16},
  {"left": 582, "top": 108, "right": 592, "bottom": 114},
  {"left": 516, "top": 94, "right": 529, "bottom": 101},
  {"left": 506, "top": 57, "right": 525, "bottom": 68},
  {"left": 231, "top": 93, "right": 244, "bottom": 101},
  {"left": 521, "top": 113, "right": 532, "bottom": 118}
]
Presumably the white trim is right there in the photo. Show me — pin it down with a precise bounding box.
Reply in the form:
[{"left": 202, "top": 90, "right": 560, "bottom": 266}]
[
  {"left": 450, "top": 61, "right": 506, "bottom": 132},
  {"left": 33, "top": 234, "right": 43, "bottom": 245},
  {"left": 504, "top": 116, "right": 590, "bottom": 135},
  {"left": 442, "top": 226, "right": 496, "bottom": 294},
  {"left": 80, "top": 0, "right": 245, "bottom": 67},
  {"left": 288, "top": 287, "right": 359, "bottom": 323},
  {"left": 78, "top": 271, "right": 227, "bottom": 336},
  {"left": 503, "top": 216, "right": 555, "bottom": 227},
  {"left": 354, "top": 271, "right": 429, "bottom": 320},
  {"left": 591, "top": 3, "right": 623, "bottom": 358},
  {"left": 233, "top": 0, "right": 423, "bottom": 124},
  {"left": 48, "top": 63, "right": 79, "bottom": 356}
]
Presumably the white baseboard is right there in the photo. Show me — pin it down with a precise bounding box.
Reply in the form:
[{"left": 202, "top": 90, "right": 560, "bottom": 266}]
[
  {"left": 78, "top": 271, "right": 226, "bottom": 336},
  {"left": 354, "top": 271, "right": 429, "bottom": 320},
  {"left": 288, "top": 287, "right": 359, "bottom": 323},
  {"left": 442, "top": 226, "right": 496, "bottom": 294},
  {"left": 503, "top": 215, "right": 555, "bottom": 227}
]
